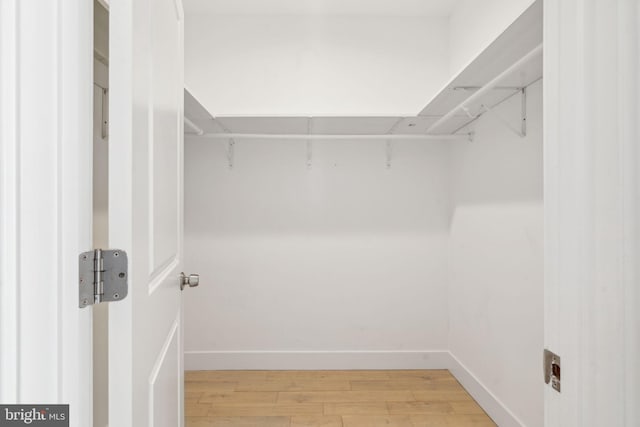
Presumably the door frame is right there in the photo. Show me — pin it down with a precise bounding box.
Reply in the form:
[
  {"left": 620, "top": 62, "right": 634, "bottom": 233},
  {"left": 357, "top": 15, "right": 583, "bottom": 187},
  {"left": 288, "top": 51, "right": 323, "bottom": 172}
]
[
  {"left": 106, "top": 0, "right": 134, "bottom": 420},
  {"left": 3, "top": 2, "right": 638, "bottom": 427},
  {"left": 0, "top": 0, "right": 94, "bottom": 425},
  {"left": 543, "top": 0, "right": 640, "bottom": 425}
]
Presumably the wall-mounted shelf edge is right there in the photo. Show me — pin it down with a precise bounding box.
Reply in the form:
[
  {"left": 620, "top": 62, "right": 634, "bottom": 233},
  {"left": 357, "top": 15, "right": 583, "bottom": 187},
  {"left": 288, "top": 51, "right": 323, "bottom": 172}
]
[{"left": 195, "top": 133, "right": 471, "bottom": 141}]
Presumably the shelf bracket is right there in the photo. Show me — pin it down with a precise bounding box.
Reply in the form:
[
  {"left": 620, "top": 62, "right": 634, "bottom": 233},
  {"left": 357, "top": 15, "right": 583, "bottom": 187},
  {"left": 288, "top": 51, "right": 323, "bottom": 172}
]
[
  {"left": 306, "top": 118, "right": 313, "bottom": 169},
  {"left": 480, "top": 87, "right": 528, "bottom": 138},
  {"left": 384, "top": 117, "right": 405, "bottom": 169},
  {"left": 226, "top": 138, "right": 235, "bottom": 169},
  {"left": 521, "top": 87, "right": 527, "bottom": 137},
  {"left": 214, "top": 119, "right": 237, "bottom": 169}
]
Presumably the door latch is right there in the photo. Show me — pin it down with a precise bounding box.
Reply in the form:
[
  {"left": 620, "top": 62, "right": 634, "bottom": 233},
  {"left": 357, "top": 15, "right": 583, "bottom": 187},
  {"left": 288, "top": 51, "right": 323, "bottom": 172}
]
[
  {"left": 180, "top": 272, "right": 199, "bottom": 291},
  {"left": 544, "top": 349, "right": 561, "bottom": 392},
  {"left": 79, "top": 249, "right": 128, "bottom": 308}
]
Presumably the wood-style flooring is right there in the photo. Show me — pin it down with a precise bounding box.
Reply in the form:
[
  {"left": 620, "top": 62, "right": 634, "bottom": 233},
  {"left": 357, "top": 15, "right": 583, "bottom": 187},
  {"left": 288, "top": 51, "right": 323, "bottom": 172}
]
[{"left": 185, "top": 370, "right": 496, "bottom": 427}]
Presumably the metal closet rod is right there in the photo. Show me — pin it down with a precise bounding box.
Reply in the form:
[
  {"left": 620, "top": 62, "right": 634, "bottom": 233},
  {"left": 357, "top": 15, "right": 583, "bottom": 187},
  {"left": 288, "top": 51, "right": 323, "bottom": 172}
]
[
  {"left": 194, "top": 133, "right": 470, "bottom": 141},
  {"left": 184, "top": 117, "right": 204, "bottom": 135},
  {"left": 426, "top": 43, "right": 543, "bottom": 134}
]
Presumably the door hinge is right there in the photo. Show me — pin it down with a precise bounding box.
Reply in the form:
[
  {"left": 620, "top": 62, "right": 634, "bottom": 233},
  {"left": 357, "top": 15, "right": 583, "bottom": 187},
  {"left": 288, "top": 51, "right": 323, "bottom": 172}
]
[
  {"left": 79, "top": 249, "right": 128, "bottom": 308},
  {"left": 543, "top": 349, "right": 561, "bottom": 392}
]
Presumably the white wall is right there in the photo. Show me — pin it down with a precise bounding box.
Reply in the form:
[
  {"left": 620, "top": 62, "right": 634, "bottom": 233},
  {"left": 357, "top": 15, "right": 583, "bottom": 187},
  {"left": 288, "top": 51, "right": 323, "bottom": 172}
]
[
  {"left": 183, "top": 138, "right": 451, "bottom": 368},
  {"left": 448, "top": 0, "right": 536, "bottom": 74},
  {"left": 448, "top": 80, "right": 543, "bottom": 426},
  {"left": 184, "top": 14, "right": 450, "bottom": 116}
]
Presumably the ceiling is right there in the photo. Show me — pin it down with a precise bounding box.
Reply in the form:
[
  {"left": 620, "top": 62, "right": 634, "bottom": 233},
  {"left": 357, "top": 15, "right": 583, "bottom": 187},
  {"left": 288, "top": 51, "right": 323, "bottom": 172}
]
[{"left": 184, "top": 0, "right": 460, "bottom": 17}]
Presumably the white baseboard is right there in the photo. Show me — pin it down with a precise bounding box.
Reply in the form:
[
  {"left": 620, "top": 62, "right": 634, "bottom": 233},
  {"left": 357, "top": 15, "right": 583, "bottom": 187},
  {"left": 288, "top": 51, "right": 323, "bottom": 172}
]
[
  {"left": 184, "top": 350, "right": 451, "bottom": 371},
  {"left": 447, "top": 353, "right": 524, "bottom": 427},
  {"left": 184, "top": 349, "right": 524, "bottom": 427}
]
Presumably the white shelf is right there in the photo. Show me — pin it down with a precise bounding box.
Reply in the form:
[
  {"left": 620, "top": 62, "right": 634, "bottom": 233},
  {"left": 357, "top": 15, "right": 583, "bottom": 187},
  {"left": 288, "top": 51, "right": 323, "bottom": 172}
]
[
  {"left": 185, "top": 92, "right": 464, "bottom": 140},
  {"left": 184, "top": 0, "right": 542, "bottom": 139},
  {"left": 185, "top": 92, "right": 440, "bottom": 138},
  {"left": 418, "top": 0, "right": 543, "bottom": 135}
]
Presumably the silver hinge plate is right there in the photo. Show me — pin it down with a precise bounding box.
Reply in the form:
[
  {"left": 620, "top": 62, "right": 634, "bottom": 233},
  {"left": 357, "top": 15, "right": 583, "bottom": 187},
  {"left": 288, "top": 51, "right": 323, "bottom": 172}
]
[
  {"left": 543, "top": 349, "right": 561, "bottom": 392},
  {"left": 79, "top": 249, "right": 128, "bottom": 308}
]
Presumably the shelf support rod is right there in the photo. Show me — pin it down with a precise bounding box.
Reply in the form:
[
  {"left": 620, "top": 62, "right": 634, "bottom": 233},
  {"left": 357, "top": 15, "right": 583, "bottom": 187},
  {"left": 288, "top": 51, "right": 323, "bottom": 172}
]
[
  {"left": 197, "top": 133, "right": 469, "bottom": 141},
  {"left": 426, "top": 43, "right": 542, "bottom": 134},
  {"left": 453, "top": 85, "right": 527, "bottom": 91},
  {"left": 184, "top": 117, "right": 204, "bottom": 136}
]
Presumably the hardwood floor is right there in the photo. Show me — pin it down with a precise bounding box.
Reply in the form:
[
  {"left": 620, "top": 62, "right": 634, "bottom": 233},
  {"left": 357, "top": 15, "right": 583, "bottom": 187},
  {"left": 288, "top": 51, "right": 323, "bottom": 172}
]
[{"left": 185, "top": 370, "right": 496, "bottom": 427}]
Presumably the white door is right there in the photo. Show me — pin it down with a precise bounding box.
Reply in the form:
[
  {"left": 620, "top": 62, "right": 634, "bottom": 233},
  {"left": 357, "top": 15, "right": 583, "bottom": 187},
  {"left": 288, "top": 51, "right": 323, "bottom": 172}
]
[{"left": 108, "top": 0, "right": 185, "bottom": 426}]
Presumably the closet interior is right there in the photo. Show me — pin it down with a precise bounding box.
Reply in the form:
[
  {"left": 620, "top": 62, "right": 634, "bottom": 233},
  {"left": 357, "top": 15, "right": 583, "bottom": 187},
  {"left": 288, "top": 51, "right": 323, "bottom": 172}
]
[{"left": 182, "top": 1, "right": 543, "bottom": 426}]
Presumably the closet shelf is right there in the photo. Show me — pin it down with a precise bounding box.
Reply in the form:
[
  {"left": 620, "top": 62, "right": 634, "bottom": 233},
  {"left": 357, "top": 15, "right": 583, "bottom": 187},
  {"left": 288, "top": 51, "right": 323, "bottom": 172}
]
[
  {"left": 418, "top": 0, "right": 543, "bottom": 136},
  {"left": 184, "top": 93, "right": 471, "bottom": 140},
  {"left": 184, "top": 1, "right": 542, "bottom": 140}
]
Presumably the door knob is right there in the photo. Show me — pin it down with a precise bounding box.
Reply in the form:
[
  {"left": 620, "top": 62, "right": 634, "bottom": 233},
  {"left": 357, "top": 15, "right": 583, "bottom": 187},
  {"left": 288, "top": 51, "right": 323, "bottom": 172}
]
[{"left": 180, "top": 272, "right": 199, "bottom": 291}]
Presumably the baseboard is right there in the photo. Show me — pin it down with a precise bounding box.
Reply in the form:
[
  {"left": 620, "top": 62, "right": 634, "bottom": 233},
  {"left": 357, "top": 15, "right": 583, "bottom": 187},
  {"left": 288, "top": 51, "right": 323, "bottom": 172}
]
[
  {"left": 184, "top": 350, "right": 451, "bottom": 371},
  {"left": 447, "top": 352, "right": 525, "bottom": 427}
]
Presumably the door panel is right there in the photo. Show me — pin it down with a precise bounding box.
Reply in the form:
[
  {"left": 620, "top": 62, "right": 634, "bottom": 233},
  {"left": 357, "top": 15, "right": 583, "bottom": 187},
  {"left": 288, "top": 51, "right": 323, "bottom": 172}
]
[
  {"left": 149, "top": 315, "right": 181, "bottom": 427},
  {"left": 150, "top": 0, "right": 181, "bottom": 277},
  {"left": 109, "top": 0, "right": 184, "bottom": 425}
]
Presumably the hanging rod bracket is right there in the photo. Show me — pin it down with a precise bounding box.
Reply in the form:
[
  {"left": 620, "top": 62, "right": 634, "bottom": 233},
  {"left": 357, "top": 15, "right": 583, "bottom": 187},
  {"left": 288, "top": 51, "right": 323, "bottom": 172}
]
[
  {"left": 306, "top": 117, "right": 313, "bottom": 169},
  {"left": 521, "top": 87, "right": 527, "bottom": 137},
  {"left": 226, "top": 138, "right": 235, "bottom": 169},
  {"left": 306, "top": 140, "right": 313, "bottom": 169}
]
